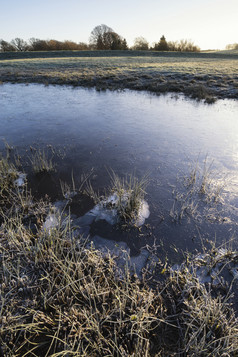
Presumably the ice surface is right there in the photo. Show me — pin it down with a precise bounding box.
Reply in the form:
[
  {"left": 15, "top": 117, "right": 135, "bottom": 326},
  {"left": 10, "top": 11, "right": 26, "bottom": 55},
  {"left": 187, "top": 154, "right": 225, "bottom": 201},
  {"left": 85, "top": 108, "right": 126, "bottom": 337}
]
[
  {"left": 43, "top": 214, "right": 59, "bottom": 233},
  {"left": 87, "top": 235, "right": 150, "bottom": 277},
  {"left": 14, "top": 172, "right": 27, "bottom": 188}
]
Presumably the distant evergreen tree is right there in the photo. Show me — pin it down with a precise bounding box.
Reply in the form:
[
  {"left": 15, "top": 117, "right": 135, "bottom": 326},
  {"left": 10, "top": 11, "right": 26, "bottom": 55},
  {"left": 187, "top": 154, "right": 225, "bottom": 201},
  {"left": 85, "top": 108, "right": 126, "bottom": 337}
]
[
  {"left": 154, "top": 35, "right": 169, "bottom": 51},
  {"left": 121, "top": 38, "right": 128, "bottom": 50}
]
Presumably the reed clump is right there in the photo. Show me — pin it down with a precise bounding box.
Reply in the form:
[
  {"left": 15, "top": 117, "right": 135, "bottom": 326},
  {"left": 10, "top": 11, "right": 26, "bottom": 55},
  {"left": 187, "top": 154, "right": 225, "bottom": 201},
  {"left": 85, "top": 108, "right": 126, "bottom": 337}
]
[
  {"left": 0, "top": 155, "right": 18, "bottom": 201},
  {"left": 109, "top": 171, "right": 148, "bottom": 222},
  {"left": 29, "top": 148, "right": 55, "bottom": 174},
  {"left": 86, "top": 171, "right": 149, "bottom": 226}
]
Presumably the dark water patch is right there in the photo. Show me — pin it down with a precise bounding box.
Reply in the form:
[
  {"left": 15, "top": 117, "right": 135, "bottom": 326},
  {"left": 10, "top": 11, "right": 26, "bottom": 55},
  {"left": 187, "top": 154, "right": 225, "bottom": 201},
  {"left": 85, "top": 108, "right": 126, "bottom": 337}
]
[{"left": 0, "top": 83, "right": 238, "bottom": 262}]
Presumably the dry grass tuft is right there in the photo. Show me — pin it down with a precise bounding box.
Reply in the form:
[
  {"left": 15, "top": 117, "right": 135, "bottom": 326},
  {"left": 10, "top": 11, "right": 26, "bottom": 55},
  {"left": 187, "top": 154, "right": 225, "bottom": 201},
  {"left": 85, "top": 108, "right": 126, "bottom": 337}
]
[
  {"left": 29, "top": 148, "right": 55, "bottom": 174},
  {"left": 167, "top": 267, "right": 238, "bottom": 356},
  {"left": 0, "top": 155, "right": 18, "bottom": 198}
]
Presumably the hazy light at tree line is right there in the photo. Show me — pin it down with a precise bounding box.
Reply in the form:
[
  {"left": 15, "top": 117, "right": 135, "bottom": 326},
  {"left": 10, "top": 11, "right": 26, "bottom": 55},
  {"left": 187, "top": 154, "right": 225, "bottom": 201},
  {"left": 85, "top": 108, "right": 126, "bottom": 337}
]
[{"left": 0, "top": 0, "right": 237, "bottom": 50}]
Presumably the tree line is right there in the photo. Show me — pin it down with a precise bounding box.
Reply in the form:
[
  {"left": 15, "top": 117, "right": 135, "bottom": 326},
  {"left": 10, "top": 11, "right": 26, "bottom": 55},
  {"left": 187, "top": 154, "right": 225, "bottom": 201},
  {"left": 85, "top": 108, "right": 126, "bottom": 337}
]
[
  {"left": 0, "top": 38, "right": 89, "bottom": 52},
  {"left": 226, "top": 43, "right": 238, "bottom": 50},
  {"left": 0, "top": 24, "right": 201, "bottom": 52},
  {"left": 133, "top": 35, "right": 200, "bottom": 52}
]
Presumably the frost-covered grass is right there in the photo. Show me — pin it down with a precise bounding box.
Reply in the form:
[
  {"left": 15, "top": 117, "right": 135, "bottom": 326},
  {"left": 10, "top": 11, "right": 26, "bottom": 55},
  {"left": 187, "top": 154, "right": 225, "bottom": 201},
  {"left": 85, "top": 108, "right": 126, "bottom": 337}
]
[
  {"left": 0, "top": 50, "right": 237, "bottom": 101},
  {"left": 0, "top": 155, "right": 18, "bottom": 195},
  {"left": 1, "top": 204, "right": 238, "bottom": 356},
  {"left": 29, "top": 148, "right": 55, "bottom": 174},
  {"left": 170, "top": 156, "right": 229, "bottom": 223},
  {"left": 1, "top": 150, "right": 238, "bottom": 356}
]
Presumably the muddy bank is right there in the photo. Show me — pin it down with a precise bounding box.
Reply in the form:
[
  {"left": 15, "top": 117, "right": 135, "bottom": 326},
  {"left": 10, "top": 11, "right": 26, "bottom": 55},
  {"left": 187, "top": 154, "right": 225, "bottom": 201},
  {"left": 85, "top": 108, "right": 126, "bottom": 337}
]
[
  {"left": 0, "top": 51, "right": 238, "bottom": 102},
  {"left": 1, "top": 69, "right": 237, "bottom": 103}
]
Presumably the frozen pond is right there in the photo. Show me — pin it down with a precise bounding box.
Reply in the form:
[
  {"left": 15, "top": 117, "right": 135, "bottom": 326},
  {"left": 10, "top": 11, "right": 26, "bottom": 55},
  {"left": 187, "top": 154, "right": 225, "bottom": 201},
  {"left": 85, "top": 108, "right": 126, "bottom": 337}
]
[{"left": 0, "top": 83, "right": 238, "bottom": 262}]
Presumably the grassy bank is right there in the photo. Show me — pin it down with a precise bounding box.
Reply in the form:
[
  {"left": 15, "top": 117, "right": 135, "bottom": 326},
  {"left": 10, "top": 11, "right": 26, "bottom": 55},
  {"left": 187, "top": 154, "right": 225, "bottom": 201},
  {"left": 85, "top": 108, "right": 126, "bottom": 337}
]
[
  {"left": 1, "top": 152, "right": 238, "bottom": 356},
  {"left": 0, "top": 50, "right": 238, "bottom": 102}
]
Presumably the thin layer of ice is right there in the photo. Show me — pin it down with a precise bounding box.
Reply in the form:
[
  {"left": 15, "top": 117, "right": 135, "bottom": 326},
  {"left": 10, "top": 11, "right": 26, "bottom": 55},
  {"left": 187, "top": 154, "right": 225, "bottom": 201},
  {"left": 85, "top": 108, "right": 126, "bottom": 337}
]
[
  {"left": 43, "top": 214, "right": 59, "bottom": 233},
  {"left": 87, "top": 235, "right": 150, "bottom": 278},
  {"left": 14, "top": 172, "right": 27, "bottom": 188},
  {"left": 130, "top": 249, "right": 150, "bottom": 277},
  {"left": 230, "top": 268, "right": 238, "bottom": 279},
  {"left": 64, "top": 191, "right": 77, "bottom": 199},
  {"left": 88, "top": 194, "right": 119, "bottom": 225}
]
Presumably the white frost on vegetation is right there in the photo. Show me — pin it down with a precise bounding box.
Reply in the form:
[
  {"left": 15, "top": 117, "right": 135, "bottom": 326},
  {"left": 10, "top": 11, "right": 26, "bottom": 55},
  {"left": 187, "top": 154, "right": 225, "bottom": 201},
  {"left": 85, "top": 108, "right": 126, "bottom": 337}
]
[
  {"left": 89, "top": 194, "right": 118, "bottom": 225},
  {"left": 14, "top": 172, "right": 27, "bottom": 188},
  {"left": 88, "top": 193, "right": 150, "bottom": 226},
  {"left": 172, "top": 248, "right": 238, "bottom": 285},
  {"left": 43, "top": 213, "right": 59, "bottom": 233}
]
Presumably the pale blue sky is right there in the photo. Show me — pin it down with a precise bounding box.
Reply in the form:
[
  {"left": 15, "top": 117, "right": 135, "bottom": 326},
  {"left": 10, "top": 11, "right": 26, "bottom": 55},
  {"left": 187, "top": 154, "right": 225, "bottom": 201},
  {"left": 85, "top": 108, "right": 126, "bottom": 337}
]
[{"left": 0, "top": 0, "right": 237, "bottom": 50}]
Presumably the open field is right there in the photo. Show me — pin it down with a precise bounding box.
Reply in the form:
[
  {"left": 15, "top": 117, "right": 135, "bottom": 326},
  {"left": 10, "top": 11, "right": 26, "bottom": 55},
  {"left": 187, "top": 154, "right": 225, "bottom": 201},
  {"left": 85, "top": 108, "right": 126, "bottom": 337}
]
[{"left": 0, "top": 50, "right": 238, "bottom": 102}]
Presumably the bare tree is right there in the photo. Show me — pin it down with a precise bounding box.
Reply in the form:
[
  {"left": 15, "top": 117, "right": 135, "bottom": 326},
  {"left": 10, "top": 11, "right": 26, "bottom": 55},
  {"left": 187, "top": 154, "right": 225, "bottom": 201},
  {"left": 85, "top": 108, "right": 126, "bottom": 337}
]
[
  {"left": 28, "top": 38, "right": 49, "bottom": 51},
  {"left": 11, "top": 38, "right": 28, "bottom": 51},
  {"left": 133, "top": 37, "right": 149, "bottom": 50},
  {"left": 226, "top": 43, "right": 238, "bottom": 50},
  {"left": 102, "top": 31, "right": 127, "bottom": 50},
  {"left": 77, "top": 42, "right": 89, "bottom": 50},
  {"left": 167, "top": 41, "right": 178, "bottom": 51},
  {"left": 89, "top": 24, "right": 127, "bottom": 50},
  {"left": 89, "top": 24, "right": 113, "bottom": 49},
  {"left": 176, "top": 39, "right": 200, "bottom": 52},
  {"left": 0, "top": 39, "right": 16, "bottom": 52}
]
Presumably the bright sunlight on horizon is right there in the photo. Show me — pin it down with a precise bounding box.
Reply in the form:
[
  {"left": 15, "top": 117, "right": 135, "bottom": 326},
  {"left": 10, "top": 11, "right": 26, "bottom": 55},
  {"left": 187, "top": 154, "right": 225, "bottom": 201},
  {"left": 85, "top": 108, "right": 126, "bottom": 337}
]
[{"left": 0, "top": 0, "right": 237, "bottom": 50}]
